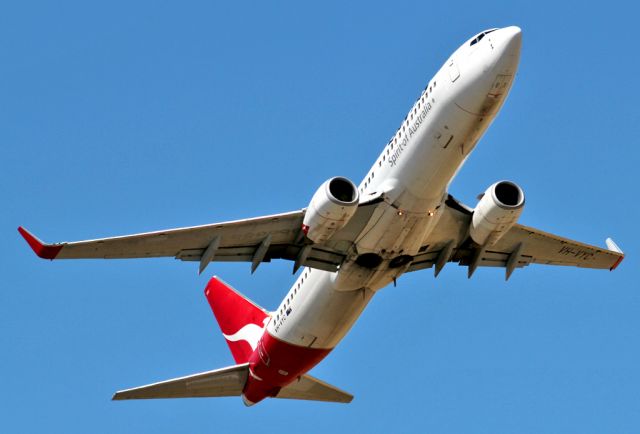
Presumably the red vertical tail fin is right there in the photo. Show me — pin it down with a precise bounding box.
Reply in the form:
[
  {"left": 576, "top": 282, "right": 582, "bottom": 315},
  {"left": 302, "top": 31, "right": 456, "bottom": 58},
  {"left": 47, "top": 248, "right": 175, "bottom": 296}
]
[{"left": 204, "top": 277, "right": 270, "bottom": 364}]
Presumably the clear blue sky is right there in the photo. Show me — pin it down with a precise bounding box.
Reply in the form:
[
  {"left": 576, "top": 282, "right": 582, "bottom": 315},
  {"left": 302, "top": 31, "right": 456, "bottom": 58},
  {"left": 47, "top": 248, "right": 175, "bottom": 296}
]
[{"left": 2, "top": 1, "right": 639, "bottom": 433}]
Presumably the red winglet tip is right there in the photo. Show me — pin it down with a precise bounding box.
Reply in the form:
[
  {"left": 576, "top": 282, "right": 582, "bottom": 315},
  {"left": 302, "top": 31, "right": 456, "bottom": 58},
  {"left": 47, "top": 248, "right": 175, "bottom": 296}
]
[
  {"left": 610, "top": 255, "right": 624, "bottom": 271},
  {"left": 17, "top": 226, "right": 63, "bottom": 260}
]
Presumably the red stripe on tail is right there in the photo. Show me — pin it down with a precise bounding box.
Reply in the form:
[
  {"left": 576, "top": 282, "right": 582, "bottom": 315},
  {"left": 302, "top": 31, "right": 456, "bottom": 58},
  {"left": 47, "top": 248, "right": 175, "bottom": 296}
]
[{"left": 205, "top": 277, "right": 269, "bottom": 364}]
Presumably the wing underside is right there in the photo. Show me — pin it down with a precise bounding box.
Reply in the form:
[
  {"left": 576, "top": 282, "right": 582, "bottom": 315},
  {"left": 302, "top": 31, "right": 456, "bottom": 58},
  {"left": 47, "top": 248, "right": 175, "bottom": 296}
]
[
  {"left": 19, "top": 211, "right": 344, "bottom": 274},
  {"left": 408, "top": 195, "right": 624, "bottom": 279},
  {"left": 19, "top": 194, "right": 623, "bottom": 279},
  {"left": 19, "top": 197, "right": 385, "bottom": 274}
]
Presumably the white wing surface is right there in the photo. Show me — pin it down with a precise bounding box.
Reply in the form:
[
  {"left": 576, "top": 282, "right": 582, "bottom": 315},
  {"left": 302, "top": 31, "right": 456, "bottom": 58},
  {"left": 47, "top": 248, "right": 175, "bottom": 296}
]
[
  {"left": 408, "top": 195, "right": 624, "bottom": 279},
  {"left": 19, "top": 198, "right": 385, "bottom": 274},
  {"left": 19, "top": 210, "right": 344, "bottom": 273}
]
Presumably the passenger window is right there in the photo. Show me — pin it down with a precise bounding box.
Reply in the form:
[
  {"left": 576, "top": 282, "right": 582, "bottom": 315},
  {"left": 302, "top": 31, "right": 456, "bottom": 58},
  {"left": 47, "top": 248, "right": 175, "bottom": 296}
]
[{"left": 434, "top": 81, "right": 436, "bottom": 87}]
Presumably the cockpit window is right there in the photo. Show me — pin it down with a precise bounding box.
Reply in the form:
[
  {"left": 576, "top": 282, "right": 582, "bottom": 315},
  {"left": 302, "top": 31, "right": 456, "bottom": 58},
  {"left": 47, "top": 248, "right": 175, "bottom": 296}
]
[
  {"left": 470, "top": 33, "right": 485, "bottom": 46},
  {"left": 470, "top": 28, "right": 498, "bottom": 46}
]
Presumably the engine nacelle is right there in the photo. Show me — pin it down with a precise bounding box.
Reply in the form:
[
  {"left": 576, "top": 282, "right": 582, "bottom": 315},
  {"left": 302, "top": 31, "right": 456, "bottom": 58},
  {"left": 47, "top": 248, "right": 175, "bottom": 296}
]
[
  {"left": 303, "top": 177, "right": 359, "bottom": 244},
  {"left": 470, "top": 180, "right": 525, "bottom": 246}
]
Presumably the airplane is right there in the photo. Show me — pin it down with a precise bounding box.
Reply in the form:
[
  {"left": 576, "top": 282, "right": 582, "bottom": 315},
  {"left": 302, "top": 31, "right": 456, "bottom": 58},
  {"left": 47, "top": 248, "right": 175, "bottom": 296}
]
[{"left": 19, "top": 26, "right": 624, "bottom": 406}]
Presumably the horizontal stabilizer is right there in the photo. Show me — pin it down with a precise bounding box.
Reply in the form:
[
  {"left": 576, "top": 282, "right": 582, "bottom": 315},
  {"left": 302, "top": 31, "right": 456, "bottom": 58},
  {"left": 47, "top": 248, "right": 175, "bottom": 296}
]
[
  {"left": 276, "top": 374, "right": 353, "bottom": 403},
  {"left": 112, "top": 363, "right": 248, "bottom": 400}
]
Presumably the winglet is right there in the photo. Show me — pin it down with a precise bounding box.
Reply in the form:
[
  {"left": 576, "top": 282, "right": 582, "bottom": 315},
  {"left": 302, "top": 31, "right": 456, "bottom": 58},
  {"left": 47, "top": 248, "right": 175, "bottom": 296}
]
[
  {"left": 605, "top": 238, "right": 623, "bottom": 253},
  {"left": 605, "top": 238, "right": 624, "bottom": 271},
  {"left": 17, "top": 227, "right": 63, "bottom": 260}
]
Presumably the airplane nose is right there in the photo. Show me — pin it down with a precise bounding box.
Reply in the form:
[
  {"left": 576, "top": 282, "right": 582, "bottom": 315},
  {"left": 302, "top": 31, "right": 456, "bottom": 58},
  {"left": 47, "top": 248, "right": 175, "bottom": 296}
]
[
  {"left": 501, "top": 26, "right": 522, "bottom": 56},
  {"left": 490, "top": 26, "right": 521, "bottom": 76},
  {"left": 452, "top": 26, "right": 522, "bottom": 116}
]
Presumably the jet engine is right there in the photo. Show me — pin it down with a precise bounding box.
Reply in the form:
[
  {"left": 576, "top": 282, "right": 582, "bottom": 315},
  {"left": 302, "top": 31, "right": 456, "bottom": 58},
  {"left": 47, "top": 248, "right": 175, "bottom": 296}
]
[
  {"left": 302, "top": 177, "right": 359, "bottom": 243},
  {"left": 470, "top": 180, "right": 525, "bottom": 246}
]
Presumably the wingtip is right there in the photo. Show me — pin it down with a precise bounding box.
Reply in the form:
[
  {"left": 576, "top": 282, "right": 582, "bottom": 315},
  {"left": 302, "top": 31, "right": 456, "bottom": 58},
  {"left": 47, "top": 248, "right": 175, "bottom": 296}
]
[
  {"left": 17, "top": 226, "right": 63, "bottom": 260},
  {"left": 610, "top": 255, "right": 624, "bottom": 271},
  {"left": 605, "top": 238, "right": 624, "bottom": 271},
  {"left": 111, "top": 392, "right": 126, "bottom": 401}
]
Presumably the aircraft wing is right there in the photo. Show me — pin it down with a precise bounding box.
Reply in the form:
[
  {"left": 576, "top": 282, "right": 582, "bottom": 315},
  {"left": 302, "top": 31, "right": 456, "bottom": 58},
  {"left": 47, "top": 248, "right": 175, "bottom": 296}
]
[
  {"left": 408, "top": 195, "right": 624, "bottom": 279},
  {"left": 18, "top": 198, "right": 383, "bottom": 274},
  {"left": 19, "top": 210, "right": 343, "bottom": 273}
]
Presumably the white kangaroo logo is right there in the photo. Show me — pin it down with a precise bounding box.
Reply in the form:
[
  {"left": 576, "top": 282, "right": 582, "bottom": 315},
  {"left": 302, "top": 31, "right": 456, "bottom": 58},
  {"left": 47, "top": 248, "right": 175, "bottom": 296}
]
[{"left": 223, "top": 318, "right": 269, "bottom": 351}]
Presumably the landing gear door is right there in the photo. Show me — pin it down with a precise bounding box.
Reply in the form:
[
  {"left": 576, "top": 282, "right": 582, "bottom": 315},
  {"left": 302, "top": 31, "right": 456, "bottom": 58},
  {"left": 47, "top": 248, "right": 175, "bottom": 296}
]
[
  {"left": 487, "top": 74, "right": 513, "bottom": 99},
  {"left": 448, "top": 59, "right": 460, "bottom": 82}
]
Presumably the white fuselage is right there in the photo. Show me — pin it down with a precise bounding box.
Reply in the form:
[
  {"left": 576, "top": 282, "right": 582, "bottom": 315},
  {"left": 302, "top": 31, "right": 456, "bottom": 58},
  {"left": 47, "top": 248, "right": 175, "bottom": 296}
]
[{"left": 268, "top": 27, "right": 522, "bottom": 349}]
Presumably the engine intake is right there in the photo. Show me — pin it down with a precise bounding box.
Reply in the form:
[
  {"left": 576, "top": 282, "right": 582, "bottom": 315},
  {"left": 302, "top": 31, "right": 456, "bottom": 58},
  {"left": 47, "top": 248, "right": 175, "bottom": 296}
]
[
  {"left": 303, "top": 177, "right": 359, "bottom": 243},
  {"left": 470, "top": 180, "right": 525, "bottom": 246}
]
